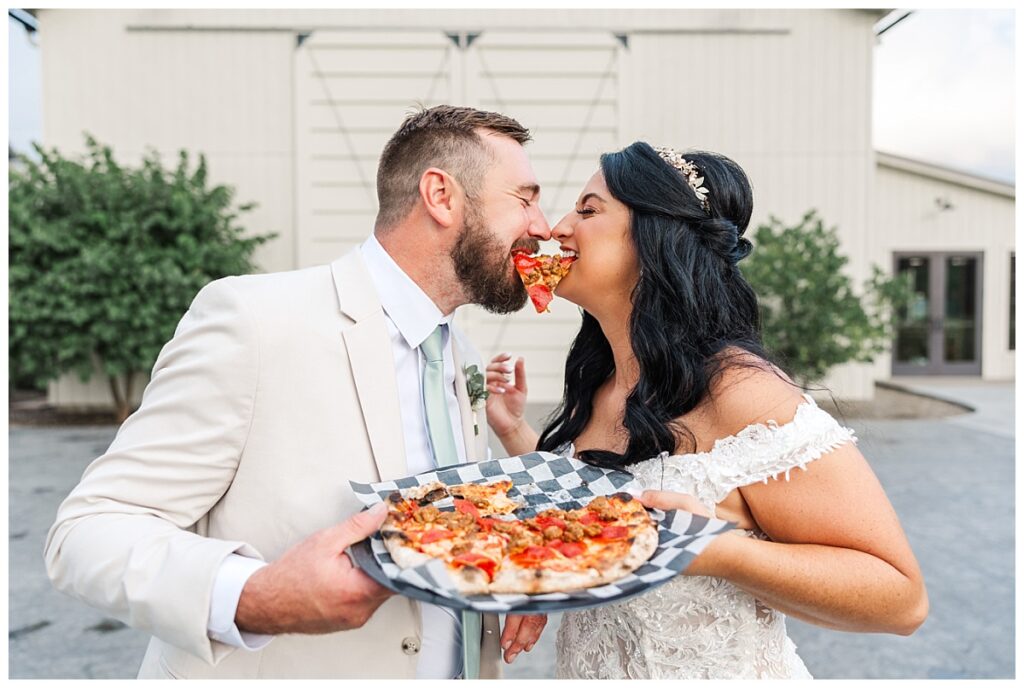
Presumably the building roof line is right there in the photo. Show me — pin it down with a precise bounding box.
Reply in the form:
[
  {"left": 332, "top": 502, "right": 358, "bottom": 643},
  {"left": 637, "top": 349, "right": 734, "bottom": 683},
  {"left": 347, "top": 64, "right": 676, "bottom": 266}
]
[
  {"left": 9, "top": 9, "right": 38, "bottom": 33},
  {"left": 876, "top": 150, "right": 1015, "bottom": 199}
]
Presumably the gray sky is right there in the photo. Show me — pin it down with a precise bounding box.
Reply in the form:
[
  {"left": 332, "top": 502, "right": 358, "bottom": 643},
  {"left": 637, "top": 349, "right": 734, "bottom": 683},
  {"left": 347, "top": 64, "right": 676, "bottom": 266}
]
[
  {"left": 873, "top": 9, "right": 1015, "bottom": 183},
  {"left": 8, "top": 14, "right": 41, "bottom": 157},
  {"left": 6, "top": 10, "right": 1016, "bottom": 183}
]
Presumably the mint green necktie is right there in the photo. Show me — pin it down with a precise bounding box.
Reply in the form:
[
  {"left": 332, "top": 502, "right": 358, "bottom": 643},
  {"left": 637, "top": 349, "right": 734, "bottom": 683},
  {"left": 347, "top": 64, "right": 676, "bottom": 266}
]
[
  {"left": 420, "top": 324, "right": 460, "bottom": 467},
  {"left": 420, "top": 324, "right": 481, "bottom": 680}
]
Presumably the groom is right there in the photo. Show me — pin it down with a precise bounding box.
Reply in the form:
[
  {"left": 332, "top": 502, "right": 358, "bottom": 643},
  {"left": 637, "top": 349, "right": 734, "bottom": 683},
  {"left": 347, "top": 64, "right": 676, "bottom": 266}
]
[{"left": 44, "top": 105, "right": 550, "bottom": 679}]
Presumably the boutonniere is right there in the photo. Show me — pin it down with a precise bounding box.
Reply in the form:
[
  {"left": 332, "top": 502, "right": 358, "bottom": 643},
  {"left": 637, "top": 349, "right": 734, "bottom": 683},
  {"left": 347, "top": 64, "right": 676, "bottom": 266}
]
[{"left": 463, "top": 364, "right": 489, "bottom": 436}]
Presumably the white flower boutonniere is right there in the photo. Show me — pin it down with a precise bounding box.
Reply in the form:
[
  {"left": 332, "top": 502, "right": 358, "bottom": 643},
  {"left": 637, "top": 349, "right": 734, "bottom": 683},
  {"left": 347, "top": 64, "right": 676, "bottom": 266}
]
[{"left": 463, "top": 364, "right": 489, "bottom": 436}]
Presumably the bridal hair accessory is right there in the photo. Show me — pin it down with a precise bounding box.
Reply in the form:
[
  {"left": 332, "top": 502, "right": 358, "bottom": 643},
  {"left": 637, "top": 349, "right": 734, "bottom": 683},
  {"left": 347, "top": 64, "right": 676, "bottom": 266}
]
[{"left": 654, "top": 147, "right": 710, "bottom": 212}]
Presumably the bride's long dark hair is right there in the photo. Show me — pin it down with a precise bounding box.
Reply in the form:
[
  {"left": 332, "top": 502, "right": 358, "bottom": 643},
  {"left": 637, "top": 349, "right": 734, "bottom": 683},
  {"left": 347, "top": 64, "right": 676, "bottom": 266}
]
[{"left": 536, "top": 141, "right": 774, "bottom": 469}]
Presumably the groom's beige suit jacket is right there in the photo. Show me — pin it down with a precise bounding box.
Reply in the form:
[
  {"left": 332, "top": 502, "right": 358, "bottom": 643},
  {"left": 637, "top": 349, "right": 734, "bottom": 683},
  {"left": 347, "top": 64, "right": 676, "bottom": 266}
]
[{"left": 43, "top": 247, "right": 502, "bottom": 679}]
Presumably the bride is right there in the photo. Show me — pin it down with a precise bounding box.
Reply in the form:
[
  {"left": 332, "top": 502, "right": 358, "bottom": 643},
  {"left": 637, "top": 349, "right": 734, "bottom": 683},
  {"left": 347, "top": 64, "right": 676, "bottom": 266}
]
[{"left": 486, "top": 142, "right": 928, "bottom": 679}]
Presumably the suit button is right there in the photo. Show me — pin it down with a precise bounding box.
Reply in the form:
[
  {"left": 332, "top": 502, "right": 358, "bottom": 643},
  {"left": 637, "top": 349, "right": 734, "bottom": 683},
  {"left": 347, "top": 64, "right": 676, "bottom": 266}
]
[{"left": 401, "top": 637, "right": 421, "bottom": 655}]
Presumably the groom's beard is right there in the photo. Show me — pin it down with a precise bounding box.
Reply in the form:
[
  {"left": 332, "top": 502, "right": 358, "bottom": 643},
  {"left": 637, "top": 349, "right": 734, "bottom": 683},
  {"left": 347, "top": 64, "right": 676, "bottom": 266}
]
[{"left": 451, "top": 205, "right": 538, "bottom": 314}]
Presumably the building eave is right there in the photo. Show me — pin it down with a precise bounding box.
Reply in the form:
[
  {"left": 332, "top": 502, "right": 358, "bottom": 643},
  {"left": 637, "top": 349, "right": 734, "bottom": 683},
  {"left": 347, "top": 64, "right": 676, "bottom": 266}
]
[{"left": 876, "top": 150, "right": 1015, "bottom": 199}]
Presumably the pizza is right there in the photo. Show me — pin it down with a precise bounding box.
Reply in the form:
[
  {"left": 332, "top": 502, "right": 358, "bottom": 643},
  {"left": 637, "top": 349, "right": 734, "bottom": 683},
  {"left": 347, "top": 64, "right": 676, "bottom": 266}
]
[
  {"left": 448, "top": 479, "right": 519, "bottom": 515},
  {"left": 512, "top": 251, "right": 577, "bottom": 313},
  {"left": 379, "top": 480, "right": 658, "bottom": 595}
]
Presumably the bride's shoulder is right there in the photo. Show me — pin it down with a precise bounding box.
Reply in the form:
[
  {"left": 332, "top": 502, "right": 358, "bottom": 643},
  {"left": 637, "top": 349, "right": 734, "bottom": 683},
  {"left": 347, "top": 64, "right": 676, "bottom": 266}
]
[{"left": 704, "top": 348, "right": 808, "bottom": 438}]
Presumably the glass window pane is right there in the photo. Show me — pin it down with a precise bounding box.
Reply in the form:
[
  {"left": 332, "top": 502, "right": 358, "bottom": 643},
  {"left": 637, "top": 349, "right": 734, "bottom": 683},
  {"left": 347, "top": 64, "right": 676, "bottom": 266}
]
[
  {"left": 895, "top": 257, "right": 930, "bottom": 366},
  {"left": 944, "top": 256, "right": 977, "bottom": 363},
  {"left": 1011, "top": 254, "right": 1016, "bottom": 351}
]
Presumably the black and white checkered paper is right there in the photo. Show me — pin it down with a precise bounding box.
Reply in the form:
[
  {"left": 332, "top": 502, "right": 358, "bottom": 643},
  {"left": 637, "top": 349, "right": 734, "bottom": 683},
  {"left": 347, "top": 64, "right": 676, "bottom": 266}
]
[{"left": 348, "top": 451, "right": 734, "bottom": 613}]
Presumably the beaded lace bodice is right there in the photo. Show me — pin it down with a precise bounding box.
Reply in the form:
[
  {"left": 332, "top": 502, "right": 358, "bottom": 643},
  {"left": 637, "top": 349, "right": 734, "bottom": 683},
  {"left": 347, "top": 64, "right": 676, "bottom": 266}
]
[{"left": 555, "top": 395, "right": 856, "bottom": 679}]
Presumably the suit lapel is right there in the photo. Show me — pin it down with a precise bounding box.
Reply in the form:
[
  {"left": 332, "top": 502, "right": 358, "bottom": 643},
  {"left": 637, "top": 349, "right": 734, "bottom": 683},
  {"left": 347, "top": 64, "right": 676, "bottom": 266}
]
[{"left": 332, "top": 249, "right": 407, "bottom": 482}]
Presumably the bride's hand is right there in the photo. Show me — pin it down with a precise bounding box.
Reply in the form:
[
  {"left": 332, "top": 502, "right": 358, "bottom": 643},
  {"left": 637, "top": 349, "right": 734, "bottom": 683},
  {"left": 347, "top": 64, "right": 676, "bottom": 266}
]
[
  {"left": 637, "top": 490, "right": 714, "bottom": 519},
  {"left": 485, "top": 353, "right": 528, "bottom": 438},
  {"left": 638, "top": 490, "right": 745, "bottom": 578},
  {"left": 638, "top": 490, "right": 754, "bottom": 525},
  {"left": 500, "top": 613, "right": 547, "bottom": 663}
]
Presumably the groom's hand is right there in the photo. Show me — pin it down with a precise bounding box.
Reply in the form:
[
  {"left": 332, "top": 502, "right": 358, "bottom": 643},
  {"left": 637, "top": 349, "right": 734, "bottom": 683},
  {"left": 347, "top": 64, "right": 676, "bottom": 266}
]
[
  {"left": 500, "top": 613, "right": 547, "bottom": 663},
  {"left": 235, "top": 503, "right": 394, "bottom": 635}
]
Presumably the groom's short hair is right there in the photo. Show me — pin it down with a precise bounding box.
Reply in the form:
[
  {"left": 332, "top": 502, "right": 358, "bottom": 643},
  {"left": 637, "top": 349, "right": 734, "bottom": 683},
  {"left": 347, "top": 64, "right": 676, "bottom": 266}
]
[{"left": 374, "top": 105, "right": 531, "bottom": 231}]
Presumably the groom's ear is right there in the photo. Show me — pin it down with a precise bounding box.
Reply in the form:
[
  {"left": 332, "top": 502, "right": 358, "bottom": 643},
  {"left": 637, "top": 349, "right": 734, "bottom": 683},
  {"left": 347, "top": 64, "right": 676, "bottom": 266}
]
[{"left": 419, "top": 167, "right": 460, "bottom": 229}]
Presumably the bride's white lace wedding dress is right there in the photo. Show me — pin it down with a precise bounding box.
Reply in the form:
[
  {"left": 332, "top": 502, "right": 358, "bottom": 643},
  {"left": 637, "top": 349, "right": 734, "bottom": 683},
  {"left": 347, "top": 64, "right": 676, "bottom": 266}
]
[{"left": 555, "top": 394, "right": 856, "bottom": 679}]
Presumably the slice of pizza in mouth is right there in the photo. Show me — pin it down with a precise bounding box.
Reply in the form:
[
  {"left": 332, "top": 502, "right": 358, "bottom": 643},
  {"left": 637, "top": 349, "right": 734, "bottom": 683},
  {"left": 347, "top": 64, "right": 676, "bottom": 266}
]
[
  {"left": 379, "top": 483, "right": 658, "bottom": 596},
  {"left": 512, "top": 250, "right": 577, "bottom": 313}
]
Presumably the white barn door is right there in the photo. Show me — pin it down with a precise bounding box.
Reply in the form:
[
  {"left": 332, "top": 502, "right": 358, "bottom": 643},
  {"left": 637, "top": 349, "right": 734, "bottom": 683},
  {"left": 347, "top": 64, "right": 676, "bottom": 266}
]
[
  {"left": 293, "top": 30, "right": 458, "bottom": 267},
  {"left": 294, "top": 28, "right": 622, "bottom": 402}
]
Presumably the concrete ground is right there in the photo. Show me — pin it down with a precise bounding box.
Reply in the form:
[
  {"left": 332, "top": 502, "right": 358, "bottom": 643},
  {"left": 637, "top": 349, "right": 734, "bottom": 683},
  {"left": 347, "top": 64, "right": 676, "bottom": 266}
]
[{"left": 9, "top": 381, "right": 1014, "bottom": 679}]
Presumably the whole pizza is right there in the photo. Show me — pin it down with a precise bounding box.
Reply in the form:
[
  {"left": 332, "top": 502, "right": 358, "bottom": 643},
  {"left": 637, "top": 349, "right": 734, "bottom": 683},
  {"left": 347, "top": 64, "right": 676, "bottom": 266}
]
[{"left": 379, "top": 480, "right": 658, "bottom": 595}]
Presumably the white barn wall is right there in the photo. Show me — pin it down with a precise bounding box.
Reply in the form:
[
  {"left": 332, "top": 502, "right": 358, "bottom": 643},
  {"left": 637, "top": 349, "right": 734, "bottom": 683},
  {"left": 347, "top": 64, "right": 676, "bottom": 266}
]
[
  {"left": 39, "top": 10, "right": 296, "bottom": 273},
  {"left": 44, "top": 8, "right": 985, "bottom": 409},
  {"left": 40, "top": 10, "right": 297, "bottom": 408}
]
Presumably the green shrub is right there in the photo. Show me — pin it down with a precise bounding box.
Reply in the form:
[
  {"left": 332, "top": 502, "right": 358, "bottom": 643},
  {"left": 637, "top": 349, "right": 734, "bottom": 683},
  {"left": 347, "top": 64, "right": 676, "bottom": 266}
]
[
  {"left": 9, "top": 136, "right": 276, "bottom": 420},
  {"left": 741, "top": 210, "right": 910, "bottom": 385}
]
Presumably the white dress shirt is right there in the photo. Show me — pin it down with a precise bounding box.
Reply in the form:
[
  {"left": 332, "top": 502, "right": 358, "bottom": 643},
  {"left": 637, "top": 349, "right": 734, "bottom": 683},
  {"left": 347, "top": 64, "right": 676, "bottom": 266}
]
[{"left": 207, "top": 234, "right": 466, "bottom": 678}]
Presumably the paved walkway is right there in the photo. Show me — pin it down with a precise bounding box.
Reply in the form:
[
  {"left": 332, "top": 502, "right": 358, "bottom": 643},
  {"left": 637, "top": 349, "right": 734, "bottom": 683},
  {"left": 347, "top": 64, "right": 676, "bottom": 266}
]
[
  {"left": 887, "top": 377, "right": 1015, "bottom": 439},
  {"left": 9, "top": 381, "right": 1014, "bottom": 679}
]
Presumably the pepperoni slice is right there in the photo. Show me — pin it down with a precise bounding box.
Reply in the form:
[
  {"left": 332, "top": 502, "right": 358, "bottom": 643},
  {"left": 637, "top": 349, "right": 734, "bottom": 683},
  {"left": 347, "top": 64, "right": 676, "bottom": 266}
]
[
  {"left": 451, "top": 552, "right": 497, "bottom": 581},
  {"left": 533, "top": 516, "right": 567, "bottom": 531},
  {"left": 597, "top": 525, "right": 630, "bottom": 541},
  {"left": 526, "top": 284, "right": 553, "bottom": 313},
  {"left": 476, "top": 516, "right": 497, "bottom": 533},
  {"left": 420, "top": 528, "right": 454, "bottom": 544},
  {"left": 578, "top": 512, "right": 600, "bottom": 526},
  {"left": 512, "top": 545, "right": 558, "bottom": 567},
  {"left": 454, "top": 498, "right": 480, "bottom": 518}
]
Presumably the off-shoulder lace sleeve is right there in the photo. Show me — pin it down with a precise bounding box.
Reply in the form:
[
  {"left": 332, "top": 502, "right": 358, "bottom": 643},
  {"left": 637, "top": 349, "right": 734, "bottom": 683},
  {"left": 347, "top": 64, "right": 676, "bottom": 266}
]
[
  {"left": 694, "top": 394, "right": 856, "bottom": 503},
  {"left": 634, "top": 394, "right": 857, "bottom": 507}
]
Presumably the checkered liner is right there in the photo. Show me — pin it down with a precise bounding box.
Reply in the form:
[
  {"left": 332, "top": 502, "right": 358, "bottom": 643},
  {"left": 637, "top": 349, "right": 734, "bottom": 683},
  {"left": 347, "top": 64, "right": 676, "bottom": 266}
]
[{"left": 348, "top": 451, "right": 735, "bottom": 613}]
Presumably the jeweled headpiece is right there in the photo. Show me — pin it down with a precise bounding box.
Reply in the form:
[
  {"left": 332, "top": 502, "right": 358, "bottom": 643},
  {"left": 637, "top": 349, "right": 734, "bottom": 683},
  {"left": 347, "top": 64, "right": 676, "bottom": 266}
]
[{"left": 654, "top": 146, "right": 710, "bottom": 212}]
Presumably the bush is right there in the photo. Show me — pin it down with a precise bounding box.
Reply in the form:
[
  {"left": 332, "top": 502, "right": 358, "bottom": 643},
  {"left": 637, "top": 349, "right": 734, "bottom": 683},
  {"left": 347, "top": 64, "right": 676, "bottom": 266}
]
[
  {"left": 9, "top": 136, "right": 276, "bottom": 420},
  {"left": 741, "top": 210, "right": 910, "bottom": 385}
]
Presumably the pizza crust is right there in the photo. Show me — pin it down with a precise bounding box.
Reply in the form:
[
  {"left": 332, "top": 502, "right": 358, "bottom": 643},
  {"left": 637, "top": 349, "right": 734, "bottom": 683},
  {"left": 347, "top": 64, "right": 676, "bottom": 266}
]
[
  {"left": 382, "top": 530, "right": 433, "bottom": 569},
  {"left": 397, "top": 481, "right": 449, "bottom": 505}
]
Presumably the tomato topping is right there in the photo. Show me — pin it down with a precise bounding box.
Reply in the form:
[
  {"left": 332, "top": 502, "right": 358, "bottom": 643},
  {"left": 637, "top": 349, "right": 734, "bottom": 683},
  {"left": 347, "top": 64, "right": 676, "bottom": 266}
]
[
  {"left": 454, "top": 498, "right": 479, "bottom": 518},
  {"left": 476, "top": 516, "right": 497, "bottom": 533},
  {"left": 578, "top": 512, "right": 600, "bottom": 526},
  {"left": 420, "top": 528, "right": 454, "bottom": 544},
  {"left": 555, "top": 541, "right": 585, "bottom": 558},
  {"left": 452, "top": 552, "right": 497, "bottom": 581},
  {"left": 597, "top": 525, "right": 630, "bottom": 541}
]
